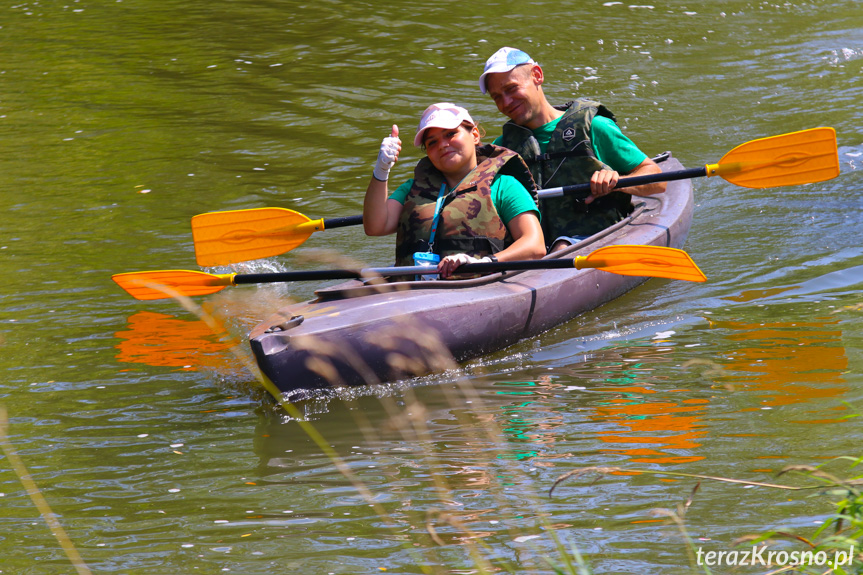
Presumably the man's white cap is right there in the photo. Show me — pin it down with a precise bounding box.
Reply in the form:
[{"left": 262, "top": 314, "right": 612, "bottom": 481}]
[
  {"left": 478, "top": 47, "right": 536, "bottom": 94},
  {"left": 414, "top": 103, "right": 475, "bottom": 147}
]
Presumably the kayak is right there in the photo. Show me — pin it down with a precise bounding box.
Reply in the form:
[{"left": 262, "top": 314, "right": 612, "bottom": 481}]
[{"left": 249, "top": 152, "right": 694, "bottom": 399}]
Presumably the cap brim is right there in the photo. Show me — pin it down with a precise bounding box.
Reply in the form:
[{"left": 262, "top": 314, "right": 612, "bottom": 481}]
[
  {"left": 479, "top": 57, "right": 536, "bottom": 93},
  {"left": 414, "top": 122, "right": 459, "bottom": 147}
]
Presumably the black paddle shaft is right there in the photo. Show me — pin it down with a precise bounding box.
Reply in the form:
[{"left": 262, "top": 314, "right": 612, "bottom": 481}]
[
  {"left": 540, "top": 167, "right": 709, "bottom": 198},
  {"left": 231, "top": 258, "right": 580, "bottom": 285},
  {"left": 322, "top": 214, "right": 364, "bottom": 229},
  {"left": 317, "top": 167, "right": 707, "bottom": 227}
]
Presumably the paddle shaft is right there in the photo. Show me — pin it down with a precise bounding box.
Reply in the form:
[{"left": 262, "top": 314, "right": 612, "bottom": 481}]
[
  {"left": 538, "top": 167, "right": 708, "bottom": 198},
  {"left": 315, "top": 169, "right": 703, "bottom": 228},
  {"left": 321, "top": 214, "right": 363, "bottom": 229},
  {"left": 232, "top": 258, "right": 581, "bottom": 284},
  {"left": 113, "top": 244, "right": 705, "bottom": 300}
]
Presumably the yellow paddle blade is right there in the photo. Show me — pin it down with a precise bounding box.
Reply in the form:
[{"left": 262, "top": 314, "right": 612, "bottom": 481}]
[
  {"left": 112, "top": 270, "right": 234, "bottom": 301},
  {"left": 707, "top": 127, "right": 839, "bottom": 188},
  {"left": 576, "top": 245, "right": 707, "bottom": 282},
  {"left": 191, "top": 208, "right": 322, "bottom": 267}
]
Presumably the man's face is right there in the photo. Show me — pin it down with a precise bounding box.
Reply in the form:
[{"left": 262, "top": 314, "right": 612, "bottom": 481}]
[{"left": 485, "top": 65, "right": 545, "bottom": 129}]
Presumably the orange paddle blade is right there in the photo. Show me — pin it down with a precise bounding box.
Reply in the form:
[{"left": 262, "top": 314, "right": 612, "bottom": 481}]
[
  {"left": 576, "top": 245, "right": 706, "bottom": 282},
  {"left": 708, "top": 127, "right": 839, "bottom": 188},
  {"left": 191, "top": 208, "right": 322, "bottom": 267},
  {"left": 112, "top": 270, "right": 234, "bottom": 301}
]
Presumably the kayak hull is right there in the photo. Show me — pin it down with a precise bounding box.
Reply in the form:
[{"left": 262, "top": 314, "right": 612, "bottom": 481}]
[{"left": 249, "top": 154, "right": 694, "bottom": 399}]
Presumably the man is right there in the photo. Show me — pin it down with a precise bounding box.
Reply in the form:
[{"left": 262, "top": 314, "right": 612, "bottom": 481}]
[{"left": 479, "top": 47, "right": 666, "bottom": 252}]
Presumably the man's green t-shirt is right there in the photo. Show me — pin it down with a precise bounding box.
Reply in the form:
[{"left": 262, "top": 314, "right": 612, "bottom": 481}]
[
  {"left": 388, "top": 174, "right": 539, "bottom": 225},
  {"left": 492, "top": 115, "right": 646, "bottom": 173}
]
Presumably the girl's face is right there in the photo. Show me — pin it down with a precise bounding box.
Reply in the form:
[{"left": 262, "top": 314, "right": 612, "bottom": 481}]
[{"left": 423, "top": 124, "right": 480, "bottom": 178}]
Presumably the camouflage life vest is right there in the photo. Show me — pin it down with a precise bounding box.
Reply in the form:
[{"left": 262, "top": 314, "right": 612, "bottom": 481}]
[
  {"left": 497, "top": 98, "right": 634, "bottom": 243},
  {"left": 394, "top": 144, "right": 537, "bottom": 267}
]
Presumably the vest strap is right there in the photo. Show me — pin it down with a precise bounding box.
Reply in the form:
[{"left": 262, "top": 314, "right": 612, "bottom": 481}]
[
  {"left": 427, "top": 182, "right": 448, "bottom": 251},
  {"left": 537, "top": 149, "right": 591, "bottom": 162}
]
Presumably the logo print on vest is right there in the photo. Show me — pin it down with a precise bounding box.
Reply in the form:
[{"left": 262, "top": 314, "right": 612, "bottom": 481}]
[{"left": 562, "top": 127, "right": 576, "bottom": 142}]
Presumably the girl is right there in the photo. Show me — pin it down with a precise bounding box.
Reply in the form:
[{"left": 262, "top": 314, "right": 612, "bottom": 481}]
[{"left": 363, "top": 103, "right": 545, "bottom": 279}]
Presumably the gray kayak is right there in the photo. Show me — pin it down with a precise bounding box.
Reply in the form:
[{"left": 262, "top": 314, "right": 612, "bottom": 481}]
[{"left": 249, "top": 153, "right": 694, "bottom": 399}]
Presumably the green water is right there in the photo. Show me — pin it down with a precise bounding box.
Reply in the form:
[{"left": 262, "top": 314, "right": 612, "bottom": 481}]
[{"left": 1, "top": 1, "right": 861, "bottom": 573}]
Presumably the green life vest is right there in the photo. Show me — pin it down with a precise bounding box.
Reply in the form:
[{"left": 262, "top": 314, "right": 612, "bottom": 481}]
[
  {"left": 497, "top": 98, "right": 633, "bottom": 242},
  {"left": 394, "top": 144, "right": 537, "bottom": 267}
]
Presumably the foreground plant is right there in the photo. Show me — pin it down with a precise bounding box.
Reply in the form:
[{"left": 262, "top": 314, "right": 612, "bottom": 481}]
[
  {"left": 0, "top": 407, "right": 93, "bottom": 575},
  {"left": 744, "top": 456, "right": 863, "bottom": 574},
  {"left": 178, "top": 279, "right": 595, "bottom": 574},
  {"left": 551, "top": 451, "right": 863, "bottom": 574}
]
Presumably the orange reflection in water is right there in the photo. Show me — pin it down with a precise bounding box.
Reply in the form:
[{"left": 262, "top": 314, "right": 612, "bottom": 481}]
[
  {"left": 494, "top": 358, "right": 711, "bottom": 466},
  {"left": 711, "top": 318, "right": 848, "bottom": 407},
  {"left": 114, "top": 311, "right": 236, "bottom": 371},
  {"left": 589, "top": 316, "right": 850, "bottom": 465},
  {"left": 576, "top": 345, "right": 709, "bottom": 465},
  {"left": 591, "top": 385, "right": 709, "bottom": 465},
  {"left": 490, "top": 314, "right": 850, "bottom": 468}
]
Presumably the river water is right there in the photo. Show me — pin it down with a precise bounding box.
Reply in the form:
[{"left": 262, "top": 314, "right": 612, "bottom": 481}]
[{"left": 1, "top": 1, "right": 861, "bottom": 573}]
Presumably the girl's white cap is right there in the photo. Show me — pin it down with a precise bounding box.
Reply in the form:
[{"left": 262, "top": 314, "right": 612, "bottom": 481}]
[{"left": 414, "top": 103, "right": 475, "bottom": 147}]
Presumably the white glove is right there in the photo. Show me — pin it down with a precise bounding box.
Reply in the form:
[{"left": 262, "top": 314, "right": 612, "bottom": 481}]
[
  {"left": 438, "top": 253, "right": 493, "bottom": 278},
  {"left": 373, "top": 125, "right": 401, "bottom": 181},
  {"left": 445, "top": 254, "right": 491, "bottom": 266}
]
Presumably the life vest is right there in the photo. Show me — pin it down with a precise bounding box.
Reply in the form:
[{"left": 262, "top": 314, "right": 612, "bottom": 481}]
[
  {"left": 394, "top": 144, "right": 537, "bottom": 267},
  {"left": 497, "top": 98, "right": 633, "bottom": 242}
]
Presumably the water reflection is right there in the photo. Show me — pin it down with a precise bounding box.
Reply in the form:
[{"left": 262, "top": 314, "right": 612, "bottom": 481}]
[
  {"left": 493, "top": 380, "right": 564, "bottom": 463},
  {"left": 493, "top": 350, "right": 711, "bottom": 465},
  {"left": 592, "top": 391, "right": 709, "bottom": 465},
  {"left": 491, "top": 310, "right": 852, "bottom": 468},
  {"left": 708, "top": 317, "right": 849, "bottom": 408},
  {"left": 586, "top": 349, "right": 709, "bottom": 465},
  {"left": 114, "top": 310, "right": 235, "bottom": 371}
]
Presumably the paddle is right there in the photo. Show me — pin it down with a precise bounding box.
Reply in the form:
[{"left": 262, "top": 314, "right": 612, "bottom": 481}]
[
  {"left": 112, "top": 245, "right": 706, "bottom": 301},
  {"left": 191, "top": 127, "right": 839, "bottom": 267},
  {"left": 191, "top": 209, "right": 363, "bottom": 268},
  {"left": 541, "top": 126, "right": 839, "bottom": 197}
]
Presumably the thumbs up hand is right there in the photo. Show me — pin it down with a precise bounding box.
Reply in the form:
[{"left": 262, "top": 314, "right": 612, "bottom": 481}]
[{"left": 373, "top": 125, "right": 401, "bottom": 182}]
